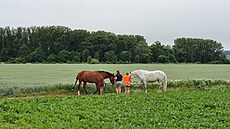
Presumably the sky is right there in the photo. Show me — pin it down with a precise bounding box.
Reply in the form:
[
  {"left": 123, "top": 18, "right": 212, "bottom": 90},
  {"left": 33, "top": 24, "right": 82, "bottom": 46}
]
[{"left": 1, "top": 0, "right": 230, "bottom": 50}]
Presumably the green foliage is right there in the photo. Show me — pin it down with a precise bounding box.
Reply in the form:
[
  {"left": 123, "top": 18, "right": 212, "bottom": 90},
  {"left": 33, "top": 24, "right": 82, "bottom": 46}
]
[
  {"left": 158, "top": 55, "right": 168, "bottom": 63},
  {"left": 58, "top": 50, "right": 71, "bottom": 63},
  {"left": 0, "top": 26, "right": 228, "bottom": 64},
  {"left": 82, "top": 49, "right": 90, "bottom": 62},
  {"left": 133, "top": 55, "right": 140, "bottom": 63},
  {"left": 0, "top": 79, "right": 229, "bottom": 98},
  {"left": 173, "top": 38, "right": 226, "bottom": 63},
  {"left": 72, "top": 51, "right": 80, "bottom": 63},
  {"left": 0, "top": 88, "right": 229, "bottom": 128},
  {"left": 47, "top": 53, "right": 56, "bottom": 63},
  {"left": 87, "top": 56, "right": 92, "bottom": 64},
  {"left": 90, "top": 58, "right": 100, "bottom": 64},
  {"left": 27, "top": 47, "right": 45, "bottom": 62},
  {"left": 19, "top": 44, "right": 29, "bottom": 58},
  {"left": 119, "top": 51, "right": 131, "bottom": 63},
  {"left": 0, "top": 48, "right": 9, "bottom": 62},
  {"left": 104, "top": 51, "right": 117, "bottom": 63},
  {"left": 0, "top": 64, "right": 229, "bottom": 128}
]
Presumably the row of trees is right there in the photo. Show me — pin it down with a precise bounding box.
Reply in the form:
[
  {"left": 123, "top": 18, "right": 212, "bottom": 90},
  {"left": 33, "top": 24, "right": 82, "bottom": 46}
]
[{"left": 0, "top": 26, "right": 229, "bottom": 64}]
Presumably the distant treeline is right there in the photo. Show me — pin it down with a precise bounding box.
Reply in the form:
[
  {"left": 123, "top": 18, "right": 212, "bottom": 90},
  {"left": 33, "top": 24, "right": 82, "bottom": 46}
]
[
  {"left": 0, "top": 26, "right": 229, "bottom": 64},
  {"left": 224, "top": 51, "right": 230, "bottom": 59}
]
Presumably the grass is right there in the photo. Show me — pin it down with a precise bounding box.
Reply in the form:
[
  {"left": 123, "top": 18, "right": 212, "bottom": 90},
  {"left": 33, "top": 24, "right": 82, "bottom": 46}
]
[{"left": 0, "top": 64, "right": 230, "bottom": 97}]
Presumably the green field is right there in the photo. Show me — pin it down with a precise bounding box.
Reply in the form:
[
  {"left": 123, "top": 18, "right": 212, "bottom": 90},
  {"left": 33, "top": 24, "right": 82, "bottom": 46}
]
[
  {"left": 0, "top": 64, "right": 230, "bottom": 128},
  {"left": 0, "top": 88, "right": 229, "bottom": 128},
  {"left": 0, "top": 63, "right": 230, "bottom": 87},
  {"left": 0, "top": 63, "right": 229, "bottom": 97}
]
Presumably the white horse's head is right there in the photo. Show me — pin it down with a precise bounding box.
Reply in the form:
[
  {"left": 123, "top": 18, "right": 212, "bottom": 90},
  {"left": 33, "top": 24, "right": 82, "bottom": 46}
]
[{"left": 130, "top": 72, "right": 135, "bottom": 81}]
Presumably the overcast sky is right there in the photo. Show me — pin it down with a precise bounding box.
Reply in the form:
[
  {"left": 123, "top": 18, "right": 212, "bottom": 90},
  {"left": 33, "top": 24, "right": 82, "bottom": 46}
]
[{"left": 1, "top": 0, "right": 230, "bottom": 50}]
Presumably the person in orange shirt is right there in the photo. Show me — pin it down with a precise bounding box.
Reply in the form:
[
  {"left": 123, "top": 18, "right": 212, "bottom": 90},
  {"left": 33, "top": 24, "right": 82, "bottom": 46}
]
[{"left": 123, "top": 72, "right": 131, "bottom": 93}]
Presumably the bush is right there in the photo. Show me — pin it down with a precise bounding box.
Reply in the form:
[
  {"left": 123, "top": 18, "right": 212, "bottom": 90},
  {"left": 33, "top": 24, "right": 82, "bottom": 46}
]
[
  {"left": 90, "top": 58, "right": 100, "bottom": 64},
  {"left": 158, "top": 55, "right": 169, "bottom": 63},
  {"left": 0, "top": 80, "right": 229, "bottom": 98}
]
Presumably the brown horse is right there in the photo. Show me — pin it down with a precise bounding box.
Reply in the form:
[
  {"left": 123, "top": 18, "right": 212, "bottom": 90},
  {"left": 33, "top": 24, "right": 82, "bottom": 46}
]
[{"left": 73, "top": 71, "right": 115, "bottom": 95}]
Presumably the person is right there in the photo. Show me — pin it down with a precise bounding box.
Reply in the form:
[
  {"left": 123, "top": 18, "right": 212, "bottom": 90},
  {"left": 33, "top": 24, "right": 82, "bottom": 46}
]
[
  {"left": 115, "top": 70, "right": 123, "bottom": 93},
  {"left": 123, "top": 72, "right": 131, "bottom": 93}
]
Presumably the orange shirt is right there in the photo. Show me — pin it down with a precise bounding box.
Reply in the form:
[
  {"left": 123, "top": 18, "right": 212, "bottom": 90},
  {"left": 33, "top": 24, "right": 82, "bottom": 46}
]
[{"left": 123, "top": 75, "right": 131, "bottom": 86}]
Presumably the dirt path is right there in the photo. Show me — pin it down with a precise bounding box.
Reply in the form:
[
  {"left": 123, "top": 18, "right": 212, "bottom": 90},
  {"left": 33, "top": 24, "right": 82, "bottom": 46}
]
[{"left": 6, "top": 93, "right": 76, "bottom": 99}]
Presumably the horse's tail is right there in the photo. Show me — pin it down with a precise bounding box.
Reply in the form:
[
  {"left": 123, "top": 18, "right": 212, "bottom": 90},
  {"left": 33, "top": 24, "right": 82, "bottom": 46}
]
[
  {"left": 73, "top": 74, "right": 79, "bottom": 90},
  {"left": 163, "top": 74, "right": 167, "bottom": 92}
]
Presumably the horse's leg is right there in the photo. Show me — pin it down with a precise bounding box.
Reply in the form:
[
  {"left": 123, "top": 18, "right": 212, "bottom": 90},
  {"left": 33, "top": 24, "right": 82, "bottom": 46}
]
[
  {"left": 140, "top": 81, "right": 144, "bottom": 92},
  {"left": 143, "top": 81, "right": 147, "bottom": 93},
  {"left": 93, "top": 89, "right": 98, "bottom": 94},
  {"left": 83, "top": 82, "right": 88, "bottom": 95},
  {"left": 93, "top": 83, "right": 101, "bottom": 95},
  {"left": 78, "top": 81, "right": 82, "bottom": 96},
  {"left": 98, "top": 86, "right": 100, "bottom": 95},
  {"left": 159, "top": 80, "right": 163, "bottom": 92}
]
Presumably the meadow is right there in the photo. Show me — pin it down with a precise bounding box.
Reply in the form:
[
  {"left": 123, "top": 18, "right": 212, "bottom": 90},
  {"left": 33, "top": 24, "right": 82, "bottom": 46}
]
[{"left": 0, "top": 64, "right": 230, "bottom": 96}]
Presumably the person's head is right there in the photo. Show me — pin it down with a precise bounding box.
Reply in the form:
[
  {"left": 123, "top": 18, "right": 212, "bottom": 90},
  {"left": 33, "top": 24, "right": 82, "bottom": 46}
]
[
  {"left": 126, "top": 72, "right": 129, "bottom": 75},
  {"left": 116, "top": 70, "right": 120, "bottom": 74}
]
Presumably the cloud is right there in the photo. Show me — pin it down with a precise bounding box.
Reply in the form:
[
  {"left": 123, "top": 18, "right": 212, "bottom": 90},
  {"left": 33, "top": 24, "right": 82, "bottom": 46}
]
[{"left": 1, "top": 0, "right": 230, "bottom": 49}]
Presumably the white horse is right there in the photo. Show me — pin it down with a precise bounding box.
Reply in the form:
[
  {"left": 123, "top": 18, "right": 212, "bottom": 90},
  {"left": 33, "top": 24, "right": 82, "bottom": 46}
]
[{"left": 130, "top": 70, "right": 167, "bottom": 92}]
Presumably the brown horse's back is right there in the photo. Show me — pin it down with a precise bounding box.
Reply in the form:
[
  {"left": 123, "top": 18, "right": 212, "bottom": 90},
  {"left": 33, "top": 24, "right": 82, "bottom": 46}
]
[{"left": 78, "top": 71, "right": 103, "bottom": 83}]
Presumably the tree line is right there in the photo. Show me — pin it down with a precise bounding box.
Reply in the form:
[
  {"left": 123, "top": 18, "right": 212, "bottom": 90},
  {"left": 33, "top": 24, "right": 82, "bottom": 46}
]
[{"left": 0, "top": 26, "right": 229, "bottom": 64}]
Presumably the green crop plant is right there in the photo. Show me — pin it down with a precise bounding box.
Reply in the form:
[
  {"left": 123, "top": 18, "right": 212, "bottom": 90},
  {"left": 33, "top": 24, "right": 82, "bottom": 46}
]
[{"left": 0, "top": 88, "right": 229, "bottom": 128}]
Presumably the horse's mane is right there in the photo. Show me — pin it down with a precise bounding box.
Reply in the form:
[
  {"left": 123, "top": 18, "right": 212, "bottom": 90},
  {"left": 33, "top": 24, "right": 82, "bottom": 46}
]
[{"left": 97, "top": 71, "right": 114, "bottom": 76}]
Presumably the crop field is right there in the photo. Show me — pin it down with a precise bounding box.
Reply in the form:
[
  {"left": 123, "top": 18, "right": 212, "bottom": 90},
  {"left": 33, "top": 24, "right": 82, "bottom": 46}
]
[
  {"left": 0, "top": 64, "right": 230, "bottom": 128},
  {"left": 0, "top": 88, "right": 229, "bottom": 128},
  {"left": 0, "top": 63, "right": 230, "bottom": 86}
]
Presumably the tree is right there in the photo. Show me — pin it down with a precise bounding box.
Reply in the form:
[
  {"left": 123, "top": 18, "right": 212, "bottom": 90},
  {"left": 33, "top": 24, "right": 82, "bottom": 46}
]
[
  {"left": 47, "top": 54, "right": 57, "bottom": 63},
  {"left": 87, "top": 56, "right": 92, "bottom": 64},
  {"left": 72, "top": 51, "right": 80, "bottom": 63},
  {"left": 94, "top": 52, "right": 100, "bottom": 61},
  {"left": 134, "top": 55, "right": 140, "bottom": 63},
  {"left": 82, "top": 49, "right": 90, "bottom": 62},
  {"left": 133, "top": 41, "right": 151, "bottom": 63},
  {"left": 150, "top": 41, "right": 176, "bottom": 63},
  {"left": 158, "top": 55, "right": 169, "bottom": 63},
  {"left": 0, "top": 26, "right": 228, "bottom": 64},
  {"left": 27, "top": 47, "right": 45, "bottom": 62},
  {"left": 19, "top": 44, "right": 29, "bottom": 58},
  {"left": 173, "top": 38, "right": 226, "bottom": 63},
  {"left": 104, "top": 51, "right": 117, "bottom": 63},
  {"left": 0, "top": 48, "right": 9, "bottom": 62},
  {"left": 68, "top": 29, "right": 90, "bottom": 52},
  {"left": 119, "top": 51, "right": 131, "bottom": 63},
  {"left": 58, "top": 50, "right": 70, "bottom": 63},
  {"left": 91, "top": 58, "right": 100, "bottom": 64},
  {"left": 150, "top": 41, "right": 165, "bottom": 62},
  {"left": 140, "top": 53, "right": 150, "bottom": 63}
]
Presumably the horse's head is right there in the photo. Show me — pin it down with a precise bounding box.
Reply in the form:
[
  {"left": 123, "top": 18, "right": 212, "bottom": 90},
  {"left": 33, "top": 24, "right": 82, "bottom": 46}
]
[
  {"left": 130, "top": 72, "right": 135, "bottom": 81},
  {"left": 108, "top": 74, "right": 115, "bottom": 85},
  {"left": 98, "top": 71, "right": 115, "bottom": 85}
]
